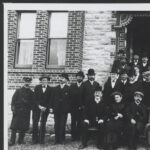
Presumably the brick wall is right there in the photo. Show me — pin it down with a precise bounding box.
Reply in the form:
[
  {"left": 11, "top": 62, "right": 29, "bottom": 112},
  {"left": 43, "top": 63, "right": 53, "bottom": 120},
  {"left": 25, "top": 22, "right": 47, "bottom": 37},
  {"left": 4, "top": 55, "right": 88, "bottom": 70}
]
[
  {"left": 82, "top": 11, "right": 117, "bottom": 86},
  {"left": 8, "top": 11, "right": 85, "bottom": 89}
]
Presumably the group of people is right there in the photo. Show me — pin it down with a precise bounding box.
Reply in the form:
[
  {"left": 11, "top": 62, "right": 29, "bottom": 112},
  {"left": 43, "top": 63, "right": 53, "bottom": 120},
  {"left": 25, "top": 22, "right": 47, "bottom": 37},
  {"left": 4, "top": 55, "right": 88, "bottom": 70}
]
[{"left": 8, "top": 49, "right": 150, "bottom": 150}]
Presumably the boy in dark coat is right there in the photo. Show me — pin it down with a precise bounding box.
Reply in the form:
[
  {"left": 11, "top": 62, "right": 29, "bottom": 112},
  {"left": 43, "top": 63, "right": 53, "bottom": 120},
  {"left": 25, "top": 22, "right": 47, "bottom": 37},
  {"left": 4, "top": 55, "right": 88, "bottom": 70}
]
[
  {"left": 103, "top": 68, "right": 120, "bottom": 105},
  {"left": 129, "top": 54, "right": 140, "bottom": 69},
  {"left": 79, "top": 85, "right": 107, "bottom": 149},
  {"left": 9, "top": 77, "right": 33, "bottom": 146},
  {"left": 70, "top": 71, "right": 85, "bottom": 141},
  {"left": 104, "top": 92, "right": 126, "bottom": 150},
  {"left": 52, "top": 73, "right": 70, "bottom": 144},
  {"left": 32, "top": 75, "right": 53, "bottom": 144},
  {"left": 126, "top": 91, "right": 148, "bottom": 149}
]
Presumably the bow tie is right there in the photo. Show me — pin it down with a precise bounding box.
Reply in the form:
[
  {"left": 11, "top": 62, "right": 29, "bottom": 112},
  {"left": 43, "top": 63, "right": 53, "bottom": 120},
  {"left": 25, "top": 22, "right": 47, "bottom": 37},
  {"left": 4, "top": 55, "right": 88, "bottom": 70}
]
[{"left": 42, "top": 85, "right": 46, "bottom": 88}]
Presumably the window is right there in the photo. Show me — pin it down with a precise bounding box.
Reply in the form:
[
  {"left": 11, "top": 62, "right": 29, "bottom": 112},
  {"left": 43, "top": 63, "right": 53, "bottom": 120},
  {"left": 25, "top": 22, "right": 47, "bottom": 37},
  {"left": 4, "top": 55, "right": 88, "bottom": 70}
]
[
  {"left": 47, "top": 12, "right": 68, "bottom": 68},
  {"left": 15, "top": 12, "right": 36, "bottom": 68}
]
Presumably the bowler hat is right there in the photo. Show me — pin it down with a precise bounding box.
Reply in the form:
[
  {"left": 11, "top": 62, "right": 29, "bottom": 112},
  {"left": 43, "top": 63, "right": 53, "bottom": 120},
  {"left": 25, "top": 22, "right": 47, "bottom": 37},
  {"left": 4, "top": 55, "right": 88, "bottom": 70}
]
[
  {"left": 23, "top": 77, "right": 32, "bottom": 82},
  {"left": 87, "top": 69, "right": 95, "bottom": 76},
  {"left": 39, "top": 75, "right": 50, "bottom": 81},
  {"left": 117, "top": 49, "right": 126, "bottom": 54},
  {"left": 76, "top": 71, "right": 85, "bottom": 78},
  {"left": 111, "top": 67, "right": 119, "bottom": 74},
  {"left": 111, "top": 91, "right": 123, "bottom": 97},
  {"left": 134, "top": 91, "right": 144, "bottom": 97},
  {"left": 61, "top": 73, "right": 69, "bottom": 81},
  {"left": 95, "top": 85, "right": 102, "bottom": 92}
]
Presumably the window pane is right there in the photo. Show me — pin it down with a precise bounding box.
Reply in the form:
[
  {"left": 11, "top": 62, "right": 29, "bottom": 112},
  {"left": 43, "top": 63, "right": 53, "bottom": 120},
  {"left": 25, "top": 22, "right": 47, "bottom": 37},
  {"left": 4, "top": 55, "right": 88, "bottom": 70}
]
[
  {"left": 19, "top": 13, "right": 36, "bottom": 38},
  {"left": 49, "top": 13, "right": 68, "bottom": 38},
  {"left": 17, "top": 40, "right": 34, "bottom": 65},
  {"left": 48, "top": 39, "right": 66, "bottom": 66}
]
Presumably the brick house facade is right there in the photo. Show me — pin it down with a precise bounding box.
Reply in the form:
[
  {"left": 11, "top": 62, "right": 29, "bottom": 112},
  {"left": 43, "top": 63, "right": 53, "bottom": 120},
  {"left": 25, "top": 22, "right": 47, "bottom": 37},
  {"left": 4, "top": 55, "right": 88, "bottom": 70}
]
[{"left": 8, "top": 10, "right": 150, "bottom": 89}]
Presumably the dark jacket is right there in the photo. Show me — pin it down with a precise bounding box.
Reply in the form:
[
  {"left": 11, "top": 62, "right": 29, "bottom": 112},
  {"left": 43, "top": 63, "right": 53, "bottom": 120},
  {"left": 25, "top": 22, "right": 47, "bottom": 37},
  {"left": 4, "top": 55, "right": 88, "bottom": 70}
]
[
  {"left": 126, "top": 102, "right": 148, "bottom": 124},
  {"left": 143, "top": 81, "right": 150, "bottom": 107},
  {"left": 33, "top": 85, "right": 52, "bottom": 110},
  {"left": 103, "top": 77, "right": 120, "bottom": 105},
  {"left": 83, "top": 98, "right": 107, "bottom": 124},
  {"left": 70, "top": 82, "right": 84, "bottom": 111},
  {"left": 52, "top": 85, "right": 70, "bottom": 114},
  {"left": 140, "top": 62, "right": 150, "bottom": 73},
  {"left": 125, "top": 80, "right": 143, "bottom": 104},
  {"left": 82, "top": 80, "right": 101, "bottom": 106},
  {"left": 10, "top": 86, "right": 33, "bottom": 131}
]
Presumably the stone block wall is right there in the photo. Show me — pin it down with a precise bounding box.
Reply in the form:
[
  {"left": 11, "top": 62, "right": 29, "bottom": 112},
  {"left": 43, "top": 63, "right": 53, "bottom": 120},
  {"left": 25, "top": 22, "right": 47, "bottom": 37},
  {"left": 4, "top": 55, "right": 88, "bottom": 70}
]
[{"left": 82, "top": 11, "right": 117, "bottom": 86}]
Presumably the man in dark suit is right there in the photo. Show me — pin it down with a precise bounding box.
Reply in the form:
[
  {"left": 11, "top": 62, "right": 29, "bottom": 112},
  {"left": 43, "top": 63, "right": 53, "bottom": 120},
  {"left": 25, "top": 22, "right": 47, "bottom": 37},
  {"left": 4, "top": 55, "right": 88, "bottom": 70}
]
[
  {"left": 126, "top": 91, "right": 148, "bottom": 149},
  {"left": 52, "top": 73, "right": 70, "bottom": 144},
  {"left": 70, "top": 71, "right": 85, "bottom": 141},
  {"left": 103, "top": 68, "right": 120, "bottom": 105},
  {"left": 117, "top": 71, "right": 129, "bottom": 102},
  {"left": 82, "top": 69, "right": 101, "bottom": 106},
  {"left": 9, "top": 77, "right": 33, "bottom": 146},
  {"left": 32, "top": 75, "right": 53, "bottom": 144},
  {"left": 140, "top": 53, "right": 150, "bottom": 73},
  {"left": 79, "top": 85, "right": 107, "bottom": 149}
]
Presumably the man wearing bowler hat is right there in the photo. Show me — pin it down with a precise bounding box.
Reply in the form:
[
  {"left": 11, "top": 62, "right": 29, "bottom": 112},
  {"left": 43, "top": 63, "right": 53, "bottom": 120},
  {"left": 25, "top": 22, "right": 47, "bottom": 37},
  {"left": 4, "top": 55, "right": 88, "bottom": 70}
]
[
  {"left": 70, "top": 71, "right": 85, "bottom": 141},
  {"left": 52, "top": 73, "right": 70, "bottom": 144},
  {"left": 32, "top": 75, "right": 53, "bottom": 144},
  {"left": 103, "top": 67, "right": 120, "bottom": 105},
  {"left": 9, "top": 77, "right": 33, "bottom": 146}
]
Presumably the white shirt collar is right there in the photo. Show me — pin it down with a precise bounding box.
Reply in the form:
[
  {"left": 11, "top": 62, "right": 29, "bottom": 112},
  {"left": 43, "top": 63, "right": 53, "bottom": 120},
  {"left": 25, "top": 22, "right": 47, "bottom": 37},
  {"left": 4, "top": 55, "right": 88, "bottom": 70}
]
[{"left": 60, "top": 84, "right": 65, "bottom": 89}]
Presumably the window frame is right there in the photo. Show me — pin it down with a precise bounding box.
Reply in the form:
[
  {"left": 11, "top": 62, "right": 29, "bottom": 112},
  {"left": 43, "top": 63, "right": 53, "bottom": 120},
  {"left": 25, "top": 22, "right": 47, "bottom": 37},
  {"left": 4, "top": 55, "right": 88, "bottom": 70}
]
[
  {"left": 46, "top": 11, "right": 68, "bottom": 69},
  {"left": 15, "top": 11, "right": 36, "bottom": 69}
]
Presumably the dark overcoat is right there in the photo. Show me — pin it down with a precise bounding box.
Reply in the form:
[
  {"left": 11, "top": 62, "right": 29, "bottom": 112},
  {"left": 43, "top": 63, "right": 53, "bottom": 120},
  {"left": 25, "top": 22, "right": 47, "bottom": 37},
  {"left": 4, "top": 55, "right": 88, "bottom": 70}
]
[
  {"left": 83, "top": 98, "right": 107, "bottom": 126},
  {"left": 103, "top": 77, "right": 120, "bottom": 105},
  {"left": 33, "top": 85, "right": 53, "bottom": 110},
  {"left": 10, "top": 86, "right": 33, "bottom": 131},
  {"left": 126, "top": 102, "right": 148, "bottom": 132},
  {"left": 140, "top": 62, "right": 150, "bottom": 73},
  {"left": 52, "top": 85, "right": 70, "bottom": 114},
  {"left": 70, "top": 82, "right": 84, "bottom": 112},
  {"left": 143, "top": 81, "right": 150, "bottom": 107},
  {"left": 125, "top": 81, "right": 143, "bottom": 104},
  {"left": 82, "top": 80, "right": 101, "bottom": 106}
]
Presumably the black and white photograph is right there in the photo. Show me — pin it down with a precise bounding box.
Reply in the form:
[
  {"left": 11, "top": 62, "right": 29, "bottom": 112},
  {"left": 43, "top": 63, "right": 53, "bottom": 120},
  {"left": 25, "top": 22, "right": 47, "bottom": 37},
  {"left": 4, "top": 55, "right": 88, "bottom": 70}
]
[{"left": 4, "top": 3, "right": 150, "bottom": 150}]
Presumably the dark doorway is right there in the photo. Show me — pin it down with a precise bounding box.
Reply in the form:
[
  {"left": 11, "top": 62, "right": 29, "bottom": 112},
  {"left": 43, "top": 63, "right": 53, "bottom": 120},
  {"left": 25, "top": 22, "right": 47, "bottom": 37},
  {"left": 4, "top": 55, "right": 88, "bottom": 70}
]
[{"left": 127, "top": 17, "right": 150, "bottom": 59}]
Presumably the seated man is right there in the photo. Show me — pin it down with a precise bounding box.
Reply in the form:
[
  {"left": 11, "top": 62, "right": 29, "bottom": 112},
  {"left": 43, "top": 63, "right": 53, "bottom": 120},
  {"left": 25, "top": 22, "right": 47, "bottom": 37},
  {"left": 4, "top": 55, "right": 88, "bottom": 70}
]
[
  {"left": 104, "top": 92, "right": 126, "bottom": 149},
  {"left": 79, "top": 85, "right": 107, "bottom": 149},
  {"left": 126, "top": 91, "right": 148, "bottom": 149}
]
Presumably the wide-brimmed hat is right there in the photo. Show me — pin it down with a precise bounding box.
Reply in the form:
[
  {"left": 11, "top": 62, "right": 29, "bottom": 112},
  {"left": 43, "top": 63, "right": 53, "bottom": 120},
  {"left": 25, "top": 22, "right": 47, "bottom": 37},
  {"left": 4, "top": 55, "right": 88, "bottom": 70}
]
[
  {"left": 76, "top": 71, "right": 85, "bottom": 78},
  {"left": 87, "top": 69, "right": 95, "bottom": 76},
  {"left": 61, "top": 73, "right": 69, "bottom": 81},
  {"left": 39, "top": 75, "right": 50, "bottom": 81},
  {"left": 23, "top": 77, "right": 32, "bottom": 82},
  {"left": 134, "top": 91, "right": 144, "bottom": 97},
  {"left": 111, "top": 91, "right": 123, "bottom": 97}
]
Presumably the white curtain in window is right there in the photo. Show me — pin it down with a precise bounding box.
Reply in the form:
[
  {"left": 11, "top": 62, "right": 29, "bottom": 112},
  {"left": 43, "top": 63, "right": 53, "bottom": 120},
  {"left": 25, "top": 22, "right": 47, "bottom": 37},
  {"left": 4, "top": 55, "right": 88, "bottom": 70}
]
[
  {"left": 49, "top": 39, "right": 66, "bottom": 66},
  {"left": 18, "top": 40, "right": 34, "bottom": 65}
]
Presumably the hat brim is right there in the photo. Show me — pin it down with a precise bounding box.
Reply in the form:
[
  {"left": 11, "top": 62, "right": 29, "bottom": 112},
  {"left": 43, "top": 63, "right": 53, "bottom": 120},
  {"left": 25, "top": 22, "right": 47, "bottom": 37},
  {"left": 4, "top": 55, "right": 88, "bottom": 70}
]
[{"left": 39, "top": 77, "right": 50, "bottom": 81}]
